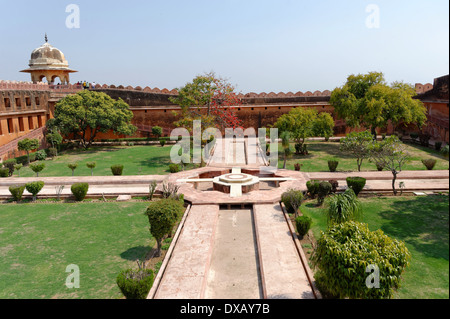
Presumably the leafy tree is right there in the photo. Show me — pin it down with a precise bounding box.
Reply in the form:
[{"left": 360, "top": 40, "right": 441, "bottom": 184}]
[
  {"left": 280, "top": 131, "right": 291, "bottom": 169},
  {"left": 275, "top": 107, "right": 318, "bottom": 154},
  {"left": 18, "top": 138, "right": 40, "bottom": 164},
  {"left": 29, "top": 162, "right": 45, "bottom": 177},
  {"left": 86, "top": 162, "right": 96, "bottom": 176},
  {"left": 313, "top": 112, "right": 335, "bottom": 141},
  {"left": 46, "top": 132, "right": 63, "bottom": 155},
  {"left": 169, "top": 72, "right": 242, "bottom": 131},
  {"left": 281, "top": 188, "right": 304, "bottom": 218},
  {"left": 369, "top": 136, "right": 410, "bottom": 196},
  {"left": 53, "top": 90, "right": 137, "bottom": 149},
  {"left": 145, "top": 199, "right": 184, "bottom": 257},
  {"left": 151, "top": 126, "right": 163, "bottom": 139},
  {"left": 68, "top": 163, "right": 78, "bottom": 176},
  {"left": 340, "top": 131, "right": 374, "bottom": 172},
  {"left": 330, "top": 72, "right": 426, "bottom": 138}
]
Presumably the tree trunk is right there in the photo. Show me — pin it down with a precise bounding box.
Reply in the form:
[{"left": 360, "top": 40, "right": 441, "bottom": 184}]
[
  {"left": 392, "top": 172, "right": 398, "bottom": 196},
  {"left": 283, "top": 152, "right": 287, "bottom": 169},
  {"left": 156, "top": 240, "right": 162, "bottom": 257},
  {"left": 357, "top": 158, "right": 362, "bottom": 172},
  {"left": 371, "top": 127, "right": 377, "bottom": 141}
]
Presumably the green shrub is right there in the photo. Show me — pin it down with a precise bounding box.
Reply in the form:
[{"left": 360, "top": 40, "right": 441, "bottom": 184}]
[
  {"left": 0, "top": 168, "right": 10, "bottom": 178},
  {"left": 152, "top": 126, "right": 163, "bottom": 138},
  {"left": 318, "top": 181, "right": 332, "bottom": 206},
  {"left": 15, "top": 155, "right": 28, "bottom": 166},
  {"left": 311, "top": 221, "right": 411, "bottom": 299},
  {"left": 111, "top": 164, "right": 124, "bottom": 176},
  {"left": 29, "top": 153, "right": 36, "bottom": 163},
  {"left": 159, "top": 138, "right": 166, "bottom": 147},
  {"left": 29, "top": 162, "right": 46, "bottom": 177},
  {"left": 35, "top": 150, "right": 47, "bottom": 161},
  {"left": 3, "top": 159, "right": 17, "bottom": 176},
  {"left": 25, "top": 181, "right": 44, "bottom": 201},
  {"left": 328, "top": 180, "right": 339, "bottom": 193},
  {"left": 48, "top": 148, "right": 58, "bottom": 158},
  {"left": 295, "top": 215, "right": 312, "bottom": 237},
  {"left": 169, "top": 163, "right": 180, "bottom": 173},
  {"left": 145, "top": 199, "right": 185, "bottom": 257},
  {"left": 441, "top": 145, "right": 449, "bottom": 158},
  {"left": 71, "top": 183, "right": 89, "bottom": 201},
  {"left": 435, "top": 141, "right": 442, "bottom": 151},
  {"left": 9, "top": 185, "right": 26, "bottom": 202},
  {"left": 346, "top": 177, "right": 366, "bottom": 196},
  {"left": 306, "top": 180, "right": 320, "bottom": 199},
  {"left": 327, "top": 160, "right": 339, "bottom": 172},
  {"left": 281, "top": 189, "right": 304, "bottom": 217},
  {"left": 375, "top": 162, "right": 385, "bottom": 171},
  {"left": 116, "top": 268, "right": 154, "bottom": 299},
  {"left": 421, "top": 159, "right": 437, "bottom": 170}
]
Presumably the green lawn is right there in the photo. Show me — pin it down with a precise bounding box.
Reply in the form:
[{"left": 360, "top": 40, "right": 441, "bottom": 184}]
[
  {"left": 301, "top": 195, "right": 449, "bottom": 299},
  {"left": 279, "top": 141, "right": 449, "bottom": 172},
  {"left": 0, "top": 202, "right": 155, "bottom": 299},
  {"left": 17, "top": 145, "right": 193, "bottom": 177}
]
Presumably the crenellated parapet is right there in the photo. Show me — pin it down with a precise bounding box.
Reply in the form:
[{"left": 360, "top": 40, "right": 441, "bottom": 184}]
[
  {"left": 91, "top": 83, "right": 333, "bottom": 98},
  {"left": 0, "top": 80, "right": 50, "bottom": 91}
]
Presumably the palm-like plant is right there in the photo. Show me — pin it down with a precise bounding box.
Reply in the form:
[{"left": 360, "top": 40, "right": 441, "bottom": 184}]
[{"left": 325, "top": 188, "right": 362, "bottom": 226}]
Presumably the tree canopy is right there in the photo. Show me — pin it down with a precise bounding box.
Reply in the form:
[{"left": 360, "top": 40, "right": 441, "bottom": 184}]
[
  {"left": 330, "top": 72, "right": 427, "bottom": 136},
  {"left": 169, "top": 72, "right": 242, "bottom": 131},
  {"left": 53, "top": 90, "right": 136, "bottom": 148}
]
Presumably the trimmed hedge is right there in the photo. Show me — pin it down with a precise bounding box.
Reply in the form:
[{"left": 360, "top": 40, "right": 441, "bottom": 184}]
[
  {"left": 421, "top": 159, "right": 437, "bottom": 171},
  {"left": 281, "top": 189, "right": 304, "bottom": 216},
  {"left": 0, "top": 168, "right": 9, "bottom": 178},
  {"left": 3, "top": 159, "right": 17, "bottom": 176},
  {"left": 111, "top": 165, "right": 124, "bottom": 176},
  {"left": 169, "top": 164, "right": 180, "bottom": 173},
  {"left": 327, "top": 160, "right": 339, "bottom": 172},
  {"left": 71, "top": 183, "right": 89, "bottom": 201},
  {"left": 306, "top": 180, "right": 320, "bottom": 199},
  {"left": 9, "top": 185, "right": 26, "bottom": 201},
  {"left": 295, "top": 215, "right": 312, "bottom": 237},
  {"left": 346, "top": 177, "right": 366, "bottom": 196},
  {"left": 25, "top": 181, "right": 44, "bottom": 201},
  {"left": 35, "top": 150, "right": 47, "bottom": 161},
  {"left": 318, "top": 181, "right": 332, "bottom": 205},
  {"left": 116, "top": 268, "right": 154, "bottom": 299}
]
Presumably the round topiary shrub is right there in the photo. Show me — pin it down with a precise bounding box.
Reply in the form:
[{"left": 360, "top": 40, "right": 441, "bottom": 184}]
[
  {"left": 71, "top": 183, "right": 89, "bottom": 201},
  {"left": 311, "top": 221, "right": 411, "bottom": 299},
  {"left": 9, "top": 185, "right": 26, "bottom": 202},
  {"left": 111, "top": 164, "right": 124, "bottom": 176},
  {"left": 328, "top": 180, "right": 339, "bottom": 193},
  {"left": 159, "top": 138, "right": 166, "bottom": 147},
  {"left": 295, "top": 215, "right": 312, "bottom": 237},
  {"left": 0, "top": 168, "right": 9, "bottom": 178},
  {"left": 346, "top": 177, "right": 366, "bottom": 196},
  {"left": 281, "top": 189, "right": 304, "bottom": 216},
  {"left": 306, "top": 180, "right": 320, "bottom": 199},
  {"left": 169, "top": 164, "right": 180, "bottom": 173},
  {"left": 25, "top": 181, "right": 44, "bottom": 201},
  {"left": 116, "top": 268, "right": 154, "bottom": 299},
  {"left": 29, "top": 162, "right": 46, "bottom": 177}
]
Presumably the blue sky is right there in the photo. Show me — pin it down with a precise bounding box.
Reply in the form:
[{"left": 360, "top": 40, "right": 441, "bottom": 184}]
[{"left": 0, "top": 0, "right": 448, "bottom": 93}]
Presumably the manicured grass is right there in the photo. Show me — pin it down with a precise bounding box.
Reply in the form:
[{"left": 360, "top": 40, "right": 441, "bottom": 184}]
[
  {"left": 16, "top": 145, "right": 194, "bottom": 177},
  {"left": 278, "top": 141, "right": 449, "bottom": 172},
  {"left": 301, "top": 195, "right": 449, "bottom": 299},
  {"left": 0, "top": 202, "right": 155, "bottom": 299}
]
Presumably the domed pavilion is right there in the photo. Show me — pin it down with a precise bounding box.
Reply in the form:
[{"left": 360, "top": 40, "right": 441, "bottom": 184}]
[{"left": 20, "top": 35, "right": 77, "bottom": 84}]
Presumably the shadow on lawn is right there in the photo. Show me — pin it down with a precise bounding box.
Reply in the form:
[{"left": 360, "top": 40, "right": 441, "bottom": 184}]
[
  {"left": 120, "top": 245, "right": 152, "bottom": 261},
  {"left": 378, "top": 195, "right": 449, "bottom": 261}
]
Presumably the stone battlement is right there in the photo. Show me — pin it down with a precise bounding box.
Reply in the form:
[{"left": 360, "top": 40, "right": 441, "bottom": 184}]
[{"left": 91, "top": 83, "right": 332, "bottom": 98}]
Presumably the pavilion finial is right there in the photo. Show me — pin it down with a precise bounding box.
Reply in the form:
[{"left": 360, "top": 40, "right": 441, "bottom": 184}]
[{"left": 45, "top": 33, "right": 48, "bottom": 43}]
